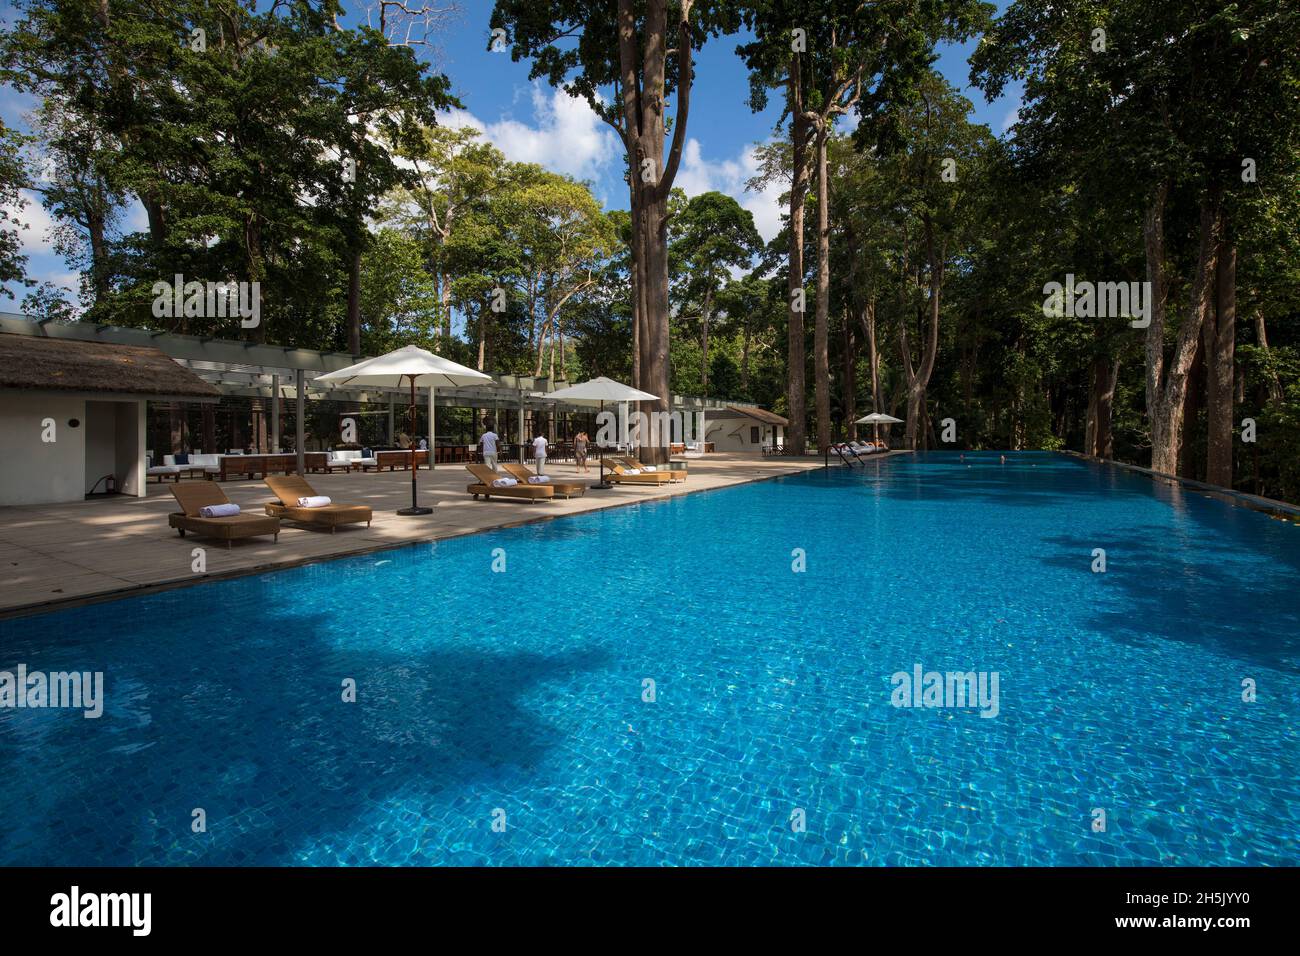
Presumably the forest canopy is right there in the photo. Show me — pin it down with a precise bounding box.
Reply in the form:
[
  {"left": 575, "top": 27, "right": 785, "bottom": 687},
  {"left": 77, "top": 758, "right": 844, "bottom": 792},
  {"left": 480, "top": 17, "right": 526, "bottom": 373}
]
[{"left": 1, "top": 0, "right": 1297, "bottom": 498}]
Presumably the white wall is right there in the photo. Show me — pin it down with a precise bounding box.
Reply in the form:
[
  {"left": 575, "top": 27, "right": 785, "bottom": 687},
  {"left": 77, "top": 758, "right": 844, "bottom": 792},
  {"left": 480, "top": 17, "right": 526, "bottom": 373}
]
[
  {"left": 0, "top": 391, "right": 86, "bottom": 505},
  {"left": 706, "top": 416, "right": 773, "bottom": 453}
]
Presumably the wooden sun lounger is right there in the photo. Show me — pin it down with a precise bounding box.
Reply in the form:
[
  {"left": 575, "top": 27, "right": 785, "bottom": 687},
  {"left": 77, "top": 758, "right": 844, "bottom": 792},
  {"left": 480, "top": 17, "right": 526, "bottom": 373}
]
[
  {"left": 168, "top": 483, "right": 280, "bottom": 548},
  {"left": 263, "top": 475, "right": 373, "bottom": 532},
  {"left": 605, "top": 461, "right": 673, "bottom": 485},
  {"left": 614, "top": 456, "right": 687, "bottom": 482},
  {"left": 501, "top": 462, "right": 586, "bottom": 499},
  {"left": 465, "top": 463, "right": 554, "bottom": 503}
]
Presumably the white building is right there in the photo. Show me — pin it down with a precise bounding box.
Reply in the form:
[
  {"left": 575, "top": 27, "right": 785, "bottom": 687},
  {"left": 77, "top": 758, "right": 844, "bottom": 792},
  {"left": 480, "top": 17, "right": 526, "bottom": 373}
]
[
  {"left": 0, "top": 333, "right": 220, "bottom": 506},
  {"left": 703, "top": 405, "right": 789, "bottom": 454}
]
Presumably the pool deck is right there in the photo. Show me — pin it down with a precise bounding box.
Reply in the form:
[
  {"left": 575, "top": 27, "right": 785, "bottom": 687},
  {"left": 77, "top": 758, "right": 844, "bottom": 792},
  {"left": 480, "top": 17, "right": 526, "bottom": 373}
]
[{"left": 0, "top": 452, "right": 897, "bottom": 617}]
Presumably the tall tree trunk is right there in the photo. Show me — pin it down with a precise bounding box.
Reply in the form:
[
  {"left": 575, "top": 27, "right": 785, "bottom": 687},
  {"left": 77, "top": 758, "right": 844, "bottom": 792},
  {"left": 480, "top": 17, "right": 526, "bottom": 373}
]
[
  {"left": 700, "top": 285, "right": 712, "bottom": 392},
  {"left": 1145, "top": 183, "right": 1218, "bottom": 476},
  {"left": 1085, "top": 358, "right": 1100, "bottom": 455},
  {"left": 1086, "top": 355, "right": 1120, "bottom": 458},
  {"left": 1180, "top": 331, "right": 1203, "bottom": 478},
  {"left": 860, "top": 298, "right": 881, "bottom": 413},
  {"left": 431, "top": 270, "right": 442, "bottom": 350},
  {"left": 898, "top": 220, "right": 942, "bottom": 450},
  {"left": 740, "top": 319, "right": 751, "bottom": 393},
  {"left": 476, "top": 305, "right": 486, "bottom": 371},
  {"left": 1253, "top": 307, "right": 1283, "bottom": 404},
  {"left": 631, "top": 244, "right": 642, "bottom": 388},
  {"left": 526, "top": 278, "right": 537, "bottom": 352},
  {"left": 442, "top": 279, "right": 452, "bottom": 346},
  {"left": 548, "top": 324, "right": 556, "bottom": 381},
  {"left": 346, "top": 247, "right": 362, "bottom": 357},
  {"left": 842, "top": 311, "right": 856, "bottom": 439},
  {"left": 639, "top": 193, "right": 672, "bottom": 456},
  {"left": 534, "top": 314, "right": 549, "bottom": 376},
  {"left": 785, "top": 56, "right": 812, "bottom": 455},
  {"left": 245, "top": 213, "right": 267, "bottom": 343},
  {"left": 812, "top": 120, "right": 832, "bottom": 453},
  {"left": 88, "top": 211, "right": 110, "bottom": 304},
  {"left": 1205, "top": 221, "right": 1236, "bottom": 487},
  {"left": 617, "top": 0, "right": 694, "bottom": 462}
]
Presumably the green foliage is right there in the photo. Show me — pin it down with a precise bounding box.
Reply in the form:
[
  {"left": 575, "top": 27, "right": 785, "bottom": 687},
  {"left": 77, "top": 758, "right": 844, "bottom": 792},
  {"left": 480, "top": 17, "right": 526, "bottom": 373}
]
[
  {"left": 0, "top": 119, "right": 30, "bottom": 294},
  {"left": 1, "top": 0, "right": 455, "bottom": 346}
]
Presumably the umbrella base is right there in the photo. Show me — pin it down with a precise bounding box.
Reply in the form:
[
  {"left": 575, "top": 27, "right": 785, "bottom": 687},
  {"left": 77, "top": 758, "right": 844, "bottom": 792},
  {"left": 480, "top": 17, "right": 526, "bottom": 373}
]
[
  {"left": 590, "top": 482, "right": 614, "bottom": 490},
  {"left": 396, "top": 506, "right": 433, "bottom": 516}
]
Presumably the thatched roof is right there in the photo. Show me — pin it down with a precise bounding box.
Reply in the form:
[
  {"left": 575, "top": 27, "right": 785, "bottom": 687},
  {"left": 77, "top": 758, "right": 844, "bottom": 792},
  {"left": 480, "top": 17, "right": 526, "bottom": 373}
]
[
  {"left": 0, "top": 334, "right": 221, "bottom": 398},
  {"left": 722, "top": 404, "right": 789, "bottom": 426}
]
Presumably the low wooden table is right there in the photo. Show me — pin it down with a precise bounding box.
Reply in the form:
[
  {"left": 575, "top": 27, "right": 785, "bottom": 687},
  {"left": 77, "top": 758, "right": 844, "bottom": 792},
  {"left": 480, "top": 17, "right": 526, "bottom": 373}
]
[{"left": 217, "top": 453, "right": 299, "bottom": 480}]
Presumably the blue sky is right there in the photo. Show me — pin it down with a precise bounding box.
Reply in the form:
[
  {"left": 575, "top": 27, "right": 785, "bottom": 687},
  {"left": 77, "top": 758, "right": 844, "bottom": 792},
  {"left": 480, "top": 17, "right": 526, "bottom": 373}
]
[{"left": 1, "top": 0, "right": 1019, "bottom": 306}]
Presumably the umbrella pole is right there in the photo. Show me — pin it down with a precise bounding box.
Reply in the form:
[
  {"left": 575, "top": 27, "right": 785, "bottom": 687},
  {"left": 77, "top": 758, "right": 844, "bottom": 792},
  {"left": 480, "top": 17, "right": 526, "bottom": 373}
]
[
  {"left": 593, "top": 399, "right": 612, "bottom": 489},
  {"left": 398, "top": 374, "right": 432, "bottom": 516}
]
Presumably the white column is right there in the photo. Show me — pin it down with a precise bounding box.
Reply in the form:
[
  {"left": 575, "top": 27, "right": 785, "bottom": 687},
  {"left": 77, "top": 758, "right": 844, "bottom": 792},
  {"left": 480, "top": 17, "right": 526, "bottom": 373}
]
[
  {"left": 129, "top": 401, "right": 146, "bottom": 497},
  {"left": 518, "top": 389, "right": 526, "bottom": 463},
  {"left": 294, "top": 369, "right": 305, "bottom": 476},
  {"left": 270, "top": 374, "right": 280, "bottom": 452},
  {"left": 429, "top": 385, "right": 436, "bottom": 470}
]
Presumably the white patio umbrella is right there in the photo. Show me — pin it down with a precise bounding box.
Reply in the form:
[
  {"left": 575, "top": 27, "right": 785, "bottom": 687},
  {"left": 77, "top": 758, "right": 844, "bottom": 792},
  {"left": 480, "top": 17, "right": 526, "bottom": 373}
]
[
  {"left": 316, "top": 345, "right": 493, "bottom": 515},
  {"left": 854, "top": 411, "right": 904, "bottom": 443},
  {"left": 545, "top": 377, "right": 659, "bottom": 489}
]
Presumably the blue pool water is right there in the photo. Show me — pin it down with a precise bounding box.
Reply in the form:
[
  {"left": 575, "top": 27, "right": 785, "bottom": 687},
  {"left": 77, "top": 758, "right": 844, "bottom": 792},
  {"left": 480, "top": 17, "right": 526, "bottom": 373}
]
[{"left": 1, "top": 451, "right": 1297, "bottom": 866}]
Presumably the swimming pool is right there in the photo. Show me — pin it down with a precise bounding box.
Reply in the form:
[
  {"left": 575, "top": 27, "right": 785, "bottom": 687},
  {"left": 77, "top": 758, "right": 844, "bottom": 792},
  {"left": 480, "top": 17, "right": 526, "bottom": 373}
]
[{"left": 1, "top": 451, "right": 1296, "bottom": 865}]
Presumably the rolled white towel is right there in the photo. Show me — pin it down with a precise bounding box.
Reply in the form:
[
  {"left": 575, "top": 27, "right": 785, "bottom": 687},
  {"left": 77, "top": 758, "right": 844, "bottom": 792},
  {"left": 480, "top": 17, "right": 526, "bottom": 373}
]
[
  {"left": 199, "top": 503, "right": 240, "bottom": 518},
  {"left": 491, "top": 477, "right": 518, "bottom": 487},
  {"left": 296, "top": 495, "right": 332, "bottom": 508},
  {"left": 642, "top": 465, "right": 658, "bottom": 472},
  {"left": 527, "top": 475, "right": 550, "bottom": 484},
  {"left": 625, "top": 468, "right": 641, "bottom": 475}
]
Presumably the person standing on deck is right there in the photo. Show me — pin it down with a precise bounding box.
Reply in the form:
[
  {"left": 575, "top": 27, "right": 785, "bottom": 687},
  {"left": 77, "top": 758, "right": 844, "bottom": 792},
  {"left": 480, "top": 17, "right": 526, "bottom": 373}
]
[
  {"left": 532, "top": 432, "right": 549, "bottom": 476},
  {"left": 574, "top": 431, "right": 589, "bottom": 474},
  {"left": 480, "top": 422, "right": 500, "bottom": 471}
]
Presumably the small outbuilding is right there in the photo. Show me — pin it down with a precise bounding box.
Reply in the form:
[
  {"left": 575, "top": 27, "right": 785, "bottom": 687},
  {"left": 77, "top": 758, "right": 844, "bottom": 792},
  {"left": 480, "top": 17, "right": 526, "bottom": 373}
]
[
  {"left": 703, "top": 405, "right": 788, "bottom": 453},
  {"left": 0, "top": 333, "right": 220, "bottom": 506}
]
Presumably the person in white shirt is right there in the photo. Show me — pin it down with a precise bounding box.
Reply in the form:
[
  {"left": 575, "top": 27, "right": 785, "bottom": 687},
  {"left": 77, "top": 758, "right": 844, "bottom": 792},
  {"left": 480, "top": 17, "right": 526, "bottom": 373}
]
[
  {"left": 532, "top": 433, "right": 548, "bottom": 476},
  {"left": 480, "top": 424, "right": 500, "bottom": 470}
]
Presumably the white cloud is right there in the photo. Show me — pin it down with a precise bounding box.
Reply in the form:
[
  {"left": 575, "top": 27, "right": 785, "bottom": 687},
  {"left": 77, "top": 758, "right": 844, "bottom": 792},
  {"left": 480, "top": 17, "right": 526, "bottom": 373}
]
[
  {"left": 674, "top": 138, "right": 784, "bottom": 244},
  {"left": 48, "top": 269, "right": 81, "bottom": 295},
  {"left": 438, "top": 87, "right": 787, "bottom": 242},
  {"left": 441, "top": 84, "right": 620, "bottom": 183},
  {"left": 122, "top": 199, "right": 150, "bottom": 234},
  {"left": 1001, "top": 104, "right": 1021, "bottom": 132},
  {"left": 3, "top": 189, "right": 60, "bottom": 254}
]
